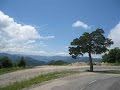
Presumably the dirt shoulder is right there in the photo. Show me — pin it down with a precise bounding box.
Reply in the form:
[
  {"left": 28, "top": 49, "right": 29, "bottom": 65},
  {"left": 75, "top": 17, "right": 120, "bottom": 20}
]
[{"left": 0, "top": 66, "right": 88, "bottom": 87}]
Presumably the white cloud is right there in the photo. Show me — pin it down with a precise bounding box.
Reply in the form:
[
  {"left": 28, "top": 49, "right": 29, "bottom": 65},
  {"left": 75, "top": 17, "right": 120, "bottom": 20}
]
[
  {"left": 108, "top": 22, "right": 120, "bottom": 48},
  {"left": 54, "top": 52, "right": 69, "bottom": 56},
  {"left": 40, "top": 36, "right": 55, "bottom": 40},
  {"left": 0, "top": 11, "right": 54, "bottom": 55},
  {"left": 72, "top": 20, "right": 90, "bottom": 29}
]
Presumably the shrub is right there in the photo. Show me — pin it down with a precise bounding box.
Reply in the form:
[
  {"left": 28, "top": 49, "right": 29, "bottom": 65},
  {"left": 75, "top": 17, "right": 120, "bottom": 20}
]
[
  {"left": 0, "top": 56, "right": 13, "bottom": 68},
  {"left": 48, "top": 60, "right": 68, "bottom": 65}
]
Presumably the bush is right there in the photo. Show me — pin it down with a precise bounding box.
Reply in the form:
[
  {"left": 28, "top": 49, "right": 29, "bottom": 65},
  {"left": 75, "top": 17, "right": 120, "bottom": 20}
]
[
  {"left": 0, "top": 62, "right": 2, "bottom": 68},
  {"left": 0, "top": 56, "right": 13, "bottom": 68},
  {"left": 48, "top": 60, "right": 68, "bottom": 65}
]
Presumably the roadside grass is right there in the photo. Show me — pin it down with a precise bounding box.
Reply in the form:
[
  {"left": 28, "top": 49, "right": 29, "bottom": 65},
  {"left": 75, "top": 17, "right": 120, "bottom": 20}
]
[
  {"left": 0, "top": 70, "right": 81, "bottom": 90},
  {"left": 0, "top": 67, "right": 34, "bottom": 75},
  {"left": 101, "top": 62, "right": 120, "bottom": 66},
  {"left": 94, "top": 70, "right": 120, "bottom": 74}
]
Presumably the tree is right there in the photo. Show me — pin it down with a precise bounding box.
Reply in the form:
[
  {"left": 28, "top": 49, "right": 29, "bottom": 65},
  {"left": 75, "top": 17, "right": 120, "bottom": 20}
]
[
  {"left": 18, "top": 56, "right": 26, "bottom": 67},
  {"left": 0, "top": 56, "right": 13, "bottom": 68},
  {"left": 102, "top": 47, "right": 120, "bottom": 63},
  {"left": 69, "top": 28, "right": 113, "bottom": 71}
]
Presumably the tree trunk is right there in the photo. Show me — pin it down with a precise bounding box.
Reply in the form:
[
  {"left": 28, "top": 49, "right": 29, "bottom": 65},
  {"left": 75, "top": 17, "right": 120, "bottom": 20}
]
[{"left": 89, "top": 52, "right": 93, "bottom": 72}]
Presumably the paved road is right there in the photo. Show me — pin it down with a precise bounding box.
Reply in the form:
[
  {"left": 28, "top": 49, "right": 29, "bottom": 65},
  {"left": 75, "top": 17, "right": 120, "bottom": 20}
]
[
  {"left": 0, "top": 66, "right": 120, "bottom": 88},
  {"left": 29, "top": 72, "right": 120, "bottom": 90},
  {"left": 83, "top": 76, "right": 120, "bottom": 90}
]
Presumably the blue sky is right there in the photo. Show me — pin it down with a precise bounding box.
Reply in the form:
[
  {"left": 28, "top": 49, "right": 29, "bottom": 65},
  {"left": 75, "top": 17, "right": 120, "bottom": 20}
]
[{"left": 0, "top": 0, "right": 120, "bottom": 56}]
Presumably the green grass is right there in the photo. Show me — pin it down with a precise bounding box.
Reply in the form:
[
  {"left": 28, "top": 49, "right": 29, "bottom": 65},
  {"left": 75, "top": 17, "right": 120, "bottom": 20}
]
[
  {"left": 0, "top": 67, "right": 34, "bottom": 75},
  {"left": 0, "top": 70, "right": 81, "bottom": 90},
  {"left": 94, "top": 70, "right": 120, "bottom": 74}
]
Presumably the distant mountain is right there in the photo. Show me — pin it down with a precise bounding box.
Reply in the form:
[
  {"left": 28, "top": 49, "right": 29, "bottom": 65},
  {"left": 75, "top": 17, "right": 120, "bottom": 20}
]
[
  {"left": 28, "top": 55, "right": 101, "bottom": 63},
  {"left": 0, "top": 53, "right": 101, "bottom": 66},
  {"left": 0, "top": 53, "right": 46, "bottom": 66},
  {"left": 23, "top": 57, "right": 46, "bottom": 66}
]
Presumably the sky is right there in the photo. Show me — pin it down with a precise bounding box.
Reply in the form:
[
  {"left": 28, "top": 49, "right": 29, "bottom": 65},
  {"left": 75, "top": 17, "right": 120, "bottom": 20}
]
[{"left": 0, "top": 0, "right": 120, "bottom": 57}]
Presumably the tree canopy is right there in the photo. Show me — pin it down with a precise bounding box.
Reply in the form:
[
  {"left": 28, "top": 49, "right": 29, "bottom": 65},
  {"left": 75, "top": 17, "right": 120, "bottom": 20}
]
[
  {"left": 69, "top": 28, "right": 113, "bottom": 71},
  {"left": 102, "top": 47, "right": 120, "bottom": 63}
]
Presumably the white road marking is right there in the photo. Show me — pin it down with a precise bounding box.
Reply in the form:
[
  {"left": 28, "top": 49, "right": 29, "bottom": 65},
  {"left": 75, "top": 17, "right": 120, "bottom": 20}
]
[
  {"left": 88, "top": 80, "right": 97, "bottom": 85},
  {"left": 80, "top": 87, "right": 85, "bottom": 90},
  {"left": 80, "top": 80, "right": 97, "bottom": 90}
]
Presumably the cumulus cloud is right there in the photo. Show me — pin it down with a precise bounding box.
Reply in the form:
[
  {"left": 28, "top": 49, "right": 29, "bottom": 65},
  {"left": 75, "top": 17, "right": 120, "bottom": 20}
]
[
  {"left": 0, "top": 11, "right": 54, "bottom": 55},
  {"left": 72, "top": 20, "right": 90, "bottom": 29},
  {"left": 108, "top": 22, "right": 120, "bottom": 48}
]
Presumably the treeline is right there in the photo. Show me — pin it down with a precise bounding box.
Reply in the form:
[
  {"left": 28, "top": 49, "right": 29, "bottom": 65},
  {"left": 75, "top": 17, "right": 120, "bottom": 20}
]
[
  {"left": 48, "top": 60, "right": 68, "bottom": 65},
  {"left": 102, "top": 47, "right": 120, "bottom": 63},
  {"left": 0, "top": 56, "right": 26, "bottom": 68}
]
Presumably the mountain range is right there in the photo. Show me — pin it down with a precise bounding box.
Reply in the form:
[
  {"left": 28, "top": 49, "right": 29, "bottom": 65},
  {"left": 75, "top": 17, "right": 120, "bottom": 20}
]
[
  {"left": 29, "top": 55, "right": 101, "bottom": 62},
  {"left": 0, "top": 53, "right": 101, "bottom": 66},
  {"left": 0, "top": 53, "right": 46, "bottom": 66}
]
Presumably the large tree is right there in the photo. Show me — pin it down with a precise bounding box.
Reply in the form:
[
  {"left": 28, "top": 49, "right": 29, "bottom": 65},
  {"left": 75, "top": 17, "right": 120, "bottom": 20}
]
[{"left": 69, "top": 28, "right": 113, "bottom": 71}]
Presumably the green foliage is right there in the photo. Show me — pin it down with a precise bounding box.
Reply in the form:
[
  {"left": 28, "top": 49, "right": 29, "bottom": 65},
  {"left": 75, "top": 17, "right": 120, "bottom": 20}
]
[
  {"left": 69, "top": 29, "right": 113, "bottom": 57},
  {"left": 18, "top": 57, "right": 26, "bottom": 67},
  {"left": 48, "top": 60, "right": 68, "bottom": 65},
  {"left": 69, "top": 28, "right": 113, "bottom": 71},
  {"left": 0, "top": 56, "right": 13, "bottom": 68},
  {"left": 102, "top": 47, "right": 120, "bottom": 63}
]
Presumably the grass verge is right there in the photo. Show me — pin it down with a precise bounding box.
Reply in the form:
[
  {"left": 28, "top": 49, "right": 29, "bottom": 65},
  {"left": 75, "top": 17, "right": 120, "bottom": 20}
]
[
  {"left": 0, "top": 70, "right": 81, "bottom": 90},
  {"left": 94, "top": 70, "right": 120, "bottom": 74},
  {"left": 0, "top": 67, "right": 34, "bottom": 75},
  {"left": 101, "top": 62, "right": 120, "bottom": 66}
]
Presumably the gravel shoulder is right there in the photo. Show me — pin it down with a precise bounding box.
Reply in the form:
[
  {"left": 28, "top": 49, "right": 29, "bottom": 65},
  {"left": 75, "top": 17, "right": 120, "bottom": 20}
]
[{"left": 0, "top": 66, "right": 88, "bottom": 87}]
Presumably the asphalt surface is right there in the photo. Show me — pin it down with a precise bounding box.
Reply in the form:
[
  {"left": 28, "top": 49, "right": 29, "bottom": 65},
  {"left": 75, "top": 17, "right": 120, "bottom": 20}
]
[
  {"left": 29, "top": 72, "right": 120, "bottom": 90},
  {"left": 83, "top": 77, "right": 120, "bottom": 90}
]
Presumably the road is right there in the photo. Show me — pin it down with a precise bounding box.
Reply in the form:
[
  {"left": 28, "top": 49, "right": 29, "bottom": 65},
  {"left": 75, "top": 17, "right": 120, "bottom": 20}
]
[
  {"left": 0, "top": 66, "right": 120, "bottom": 88},
  {"left": 28, "top": 72, "right": 120, "bottom": 90}
]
